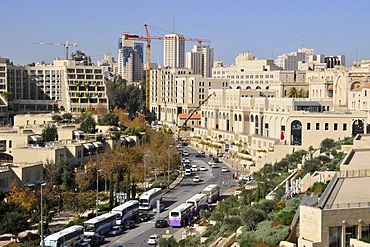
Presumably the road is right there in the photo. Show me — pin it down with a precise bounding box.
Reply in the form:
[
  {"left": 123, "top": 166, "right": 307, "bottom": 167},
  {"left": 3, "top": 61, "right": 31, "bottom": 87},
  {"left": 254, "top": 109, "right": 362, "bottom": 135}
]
[{"left": 103, "top": 146, "right": 235, "bottom": 246}]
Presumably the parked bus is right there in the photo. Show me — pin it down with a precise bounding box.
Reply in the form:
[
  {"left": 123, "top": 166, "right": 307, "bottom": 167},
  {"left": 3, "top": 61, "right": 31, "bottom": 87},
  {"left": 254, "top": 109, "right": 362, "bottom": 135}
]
[
  {"left": 139, "top": 188, "right": 162, "bottom": 210},
  {"left": 201, "top": 184, "right": 220, "bottom": 203},
  {"left": 111, "top": 200, "right": 139, "bottom": 225},
  {"left": 168, "top": 203, "right": 194, "bottom": 227},
  {"left": 186, "top": 193, "right": 208, "bottom": 215},
  {"left": 42, "top": 225, "right": 84, "bottom": 247},
  {"left": 83, "top": 213, "right": 116, "bottom": 236}
]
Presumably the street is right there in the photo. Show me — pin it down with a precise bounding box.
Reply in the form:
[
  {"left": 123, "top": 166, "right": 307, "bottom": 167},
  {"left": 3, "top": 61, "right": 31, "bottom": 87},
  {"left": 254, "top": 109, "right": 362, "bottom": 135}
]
[{"left": 104, "top": 145, "right": 236, "bottom": 246}]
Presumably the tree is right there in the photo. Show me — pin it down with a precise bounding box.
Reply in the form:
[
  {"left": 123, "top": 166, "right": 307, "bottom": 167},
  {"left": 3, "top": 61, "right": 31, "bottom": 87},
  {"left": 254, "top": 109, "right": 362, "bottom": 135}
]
[
  {"left": 7, "top": 182, "right": 38, "bottom": 212},
  {"left": 0, "top": 203, "right": 30, "bottom": 242},
  {"left": 320, "top": 138, "right": 335, "bottom": 153},
  {"left": 62, "top": 113, "right": 73, "bottom": 123},
  {"left": 79, "top": 114, "right": 96, "bottom": 133},
  {"left": 41, "top": 124, "right": 58, "bottom": 142},
  {"left": 52, "top": 115, "right": 62, "bottom": 123},
  {"left": 100, "top": 113, "right": 119, "bottom": 126},
  {"left": 62, "top": 191, "right": 96, "bottom": 217}
]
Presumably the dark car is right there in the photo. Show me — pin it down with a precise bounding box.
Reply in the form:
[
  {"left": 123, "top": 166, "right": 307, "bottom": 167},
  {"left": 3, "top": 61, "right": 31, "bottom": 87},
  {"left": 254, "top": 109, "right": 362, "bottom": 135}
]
[
  {"left": 138, "top": 212, "right": 151, "bottom": 222},
  {"left": 155, "top": 219, "right": 169, "bottom": 228},
  {"left": 123, "top": 219, "right": 136, "bottom": 229},
  {"left": 86, "top": 234, "right": 105, "bottom": 247}
]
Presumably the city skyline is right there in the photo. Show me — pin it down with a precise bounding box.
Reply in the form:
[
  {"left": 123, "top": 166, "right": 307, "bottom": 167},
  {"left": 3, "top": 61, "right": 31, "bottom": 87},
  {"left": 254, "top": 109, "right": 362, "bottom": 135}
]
[{"left": 1, "top": 0, "right": 370, "bottom": 65}]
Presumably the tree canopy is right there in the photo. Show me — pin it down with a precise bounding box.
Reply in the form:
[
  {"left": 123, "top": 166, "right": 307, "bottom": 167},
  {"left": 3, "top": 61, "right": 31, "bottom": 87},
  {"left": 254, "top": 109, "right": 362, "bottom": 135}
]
[
  {"left": 79, "top": 114, "right": 97, "bottom": 133},
  {"left": 41, "top": 124, "right": 58, "bottom": 142}
]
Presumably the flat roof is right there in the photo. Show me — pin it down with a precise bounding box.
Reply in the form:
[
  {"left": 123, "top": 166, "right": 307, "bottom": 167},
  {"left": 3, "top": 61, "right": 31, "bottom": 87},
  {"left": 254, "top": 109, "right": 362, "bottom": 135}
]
[{"left": 324, "top": 177, "right": 370, "bottom": 209}]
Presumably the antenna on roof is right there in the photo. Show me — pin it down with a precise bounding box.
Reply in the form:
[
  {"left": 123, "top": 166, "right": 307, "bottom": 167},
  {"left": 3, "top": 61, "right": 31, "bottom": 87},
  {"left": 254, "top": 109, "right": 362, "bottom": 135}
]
[{"left": 172, "top": 15, "right": 175, "bottom": 33}]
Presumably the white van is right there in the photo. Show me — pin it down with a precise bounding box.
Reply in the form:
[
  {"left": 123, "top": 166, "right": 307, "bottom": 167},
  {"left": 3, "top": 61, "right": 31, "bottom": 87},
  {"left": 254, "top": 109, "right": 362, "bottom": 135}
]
[{"left": 185, "top": 169, "right": 192, "bottom": 176}]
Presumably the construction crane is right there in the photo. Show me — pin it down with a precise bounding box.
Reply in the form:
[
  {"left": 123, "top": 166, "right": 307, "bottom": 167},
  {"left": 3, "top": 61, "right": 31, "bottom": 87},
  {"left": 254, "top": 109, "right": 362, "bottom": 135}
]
[
  {"left": 121, "top": 24, "right": 211, "bottom": 111},
  {"left": 33, "top": 41, "right": 78, "bottom": 60},
  {"left": 177, "top": 92, "right": 215, "bottom": 140}
]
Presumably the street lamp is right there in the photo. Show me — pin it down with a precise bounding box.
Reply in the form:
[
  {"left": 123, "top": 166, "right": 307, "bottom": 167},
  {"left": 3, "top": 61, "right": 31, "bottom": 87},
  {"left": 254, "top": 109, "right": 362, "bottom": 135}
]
[
  {"left": 96, "top": 169, "right": 102, "bottom": 217},
  {"left": 40, "top": 182, "right": 46, "bottom": 247},
  {"left": 144, "top": 154, "right": 148, "bottom": 192}
]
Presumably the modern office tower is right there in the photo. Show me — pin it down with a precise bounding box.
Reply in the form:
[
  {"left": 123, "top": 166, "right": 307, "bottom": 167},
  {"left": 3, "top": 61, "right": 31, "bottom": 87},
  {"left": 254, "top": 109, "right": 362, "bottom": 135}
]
[
  {"left": 163, "top": 34, "right": 185, "bottom": 68},
  {"left": 186, "top": 45, "right": 214, "bottom": 77},
  {"left": 117, "top": 36, "right": 144, "bottom": 83}
]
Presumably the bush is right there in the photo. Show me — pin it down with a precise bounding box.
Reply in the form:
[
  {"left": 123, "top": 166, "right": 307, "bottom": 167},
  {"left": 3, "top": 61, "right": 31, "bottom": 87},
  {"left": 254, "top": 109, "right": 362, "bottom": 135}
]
[{"left": 251, "top": 221, "right": 290, "bottom": 245}]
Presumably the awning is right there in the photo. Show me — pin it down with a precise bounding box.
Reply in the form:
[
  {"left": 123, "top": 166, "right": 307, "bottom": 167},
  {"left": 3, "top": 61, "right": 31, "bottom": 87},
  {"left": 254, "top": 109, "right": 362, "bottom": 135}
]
[
  {"left": 74, "top": 130, "right": 84, "bottom": 136},
  {"left": 30, "top": 135, "right": 43, "bottom": 142},
  {"left": 93, "top": 141, "right": 103, "bottom": 148},
  {"left": 83, "top": 143, "right": 94, "bottom": 150}
]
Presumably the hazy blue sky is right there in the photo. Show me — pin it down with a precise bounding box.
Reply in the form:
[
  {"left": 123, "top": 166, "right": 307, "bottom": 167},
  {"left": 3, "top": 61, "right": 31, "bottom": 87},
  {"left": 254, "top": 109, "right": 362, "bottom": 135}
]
[{"left": 1, "top": 0, "right": 370, "bottom": 65}]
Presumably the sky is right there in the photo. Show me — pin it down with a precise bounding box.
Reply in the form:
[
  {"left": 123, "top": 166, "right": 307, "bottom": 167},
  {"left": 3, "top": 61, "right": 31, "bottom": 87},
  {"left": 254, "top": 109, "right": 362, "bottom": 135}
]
[{"left": 1, "top": 0, "right": 370, "bottom": 66}]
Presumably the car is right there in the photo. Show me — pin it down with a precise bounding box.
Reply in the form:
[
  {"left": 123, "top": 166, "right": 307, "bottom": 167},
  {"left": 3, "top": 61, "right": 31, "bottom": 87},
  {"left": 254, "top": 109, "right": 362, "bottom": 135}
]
[
  {"left": 108, "top": 226, "right": 124, "bottom": 236},
  {"left": 208, "top": 160, "right": 217, "bottom": 167},
  {"left": 191, "top": 164, "right": 198, "bottom": 172},
  {"left": 138, "top": 212, "right": 151, "bottom": 222},
  {"left": 182, "top": 150, "right": 189, "bottom": 156},
  {"left": 155, "top": 219, "right": 169, "bottom": 228},
  {"left": 80, "top": 243, "right": 91, "bottom": 247},
  {"left": 123, "top": 219, "right": 136, "bottom": 229},
  {"left": 198, "top": 150, "right": 205, "bottom": 155},
  {"left": 193, "top": 176, "right": 201, "bottom": 182},
  {"left": 86, "top": 234, "right": 105, "bottom": 247},
  {"left": 185, "top": 169, "right": 192, "bottom": 176},
  {"left": 199, "top": 166, "right": 207, "bottom": 171},
  {"left": 183, "top": 164, "right": 191, "bottom": 170},
  {"left": 222, "top": 167, "right": 229, "bottom": 172},
  {"left": 176, "top": 143, "right": 182, "bottom": 148},
  {"left": 148, "top": 234, "right": 161, "bottom": 245},
  {"left": 193, "top": 153, "right": 205, "bottom": 158},
  {"left": 111, "top": 244, "right": 124, "bottom": 247},
  {"left": 153, "top": 203, "right": 165, "bottom": 213}
]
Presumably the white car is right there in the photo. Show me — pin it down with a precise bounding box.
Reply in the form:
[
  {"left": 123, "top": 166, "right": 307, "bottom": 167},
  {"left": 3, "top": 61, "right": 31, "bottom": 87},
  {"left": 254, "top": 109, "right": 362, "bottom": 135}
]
[
  {"left": 191, "top": 164, "right": 198, "bottom": 172},
  {"left": 193, "top": 176, "right": 201, "bottom": 182},
  {"left": 182, "top": 150, "right": 189, "bottom": 156},
  {"left": 222, "top": 167, "right": 229, "bottom": 172},
  {"left": 208, "top": 160, "right": 217, "bottom": 167},
  {"left": 148, "top": 234, "right": 161, "bottom": 245},
  {"left": 185, "top": 169, "right": 192, "bottom": 176},
  {"left": 200, "top": 166, "right": 207, "bottom": 171}
]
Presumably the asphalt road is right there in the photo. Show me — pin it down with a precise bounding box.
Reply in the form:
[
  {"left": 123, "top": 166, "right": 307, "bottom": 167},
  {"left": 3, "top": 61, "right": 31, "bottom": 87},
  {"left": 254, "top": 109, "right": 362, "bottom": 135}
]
[{"left": 103, "top": 146, "right": 235, "bottom": 246}]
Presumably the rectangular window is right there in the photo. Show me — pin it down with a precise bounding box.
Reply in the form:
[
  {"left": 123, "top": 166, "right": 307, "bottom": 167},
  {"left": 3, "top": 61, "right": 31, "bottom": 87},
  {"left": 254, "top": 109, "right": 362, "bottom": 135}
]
[
  {"left": 307, "top": 123, "right": 311, "bottom": 130},
  {"left": 9, "top": 140, "right": 12, "bottom": 148},
  {"left": 334, "top": 123, "right": 338, "bottom": 131},
  {"left": 325, "top": 123, "right": 329, "bottom": 130},
  {"left": 343, "top": 123, "right": 347, "bottom": 131},
  {"left": 316, "top": 123, "right": 320, "bottom": 130}
]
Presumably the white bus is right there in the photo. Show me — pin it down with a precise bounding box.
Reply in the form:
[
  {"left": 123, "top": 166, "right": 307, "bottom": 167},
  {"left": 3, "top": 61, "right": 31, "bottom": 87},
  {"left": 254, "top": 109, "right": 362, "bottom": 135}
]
[
  {"left": 168, "top": 203, "right": 194, "bottom": 227},
  {"left": 42, "top": 225, "right": 84, "bottom": 247},
  {"left": 139, "top": 188, "right": 163, "bottom": 210},
  {"left": 111, "top": 200, "right": 139, "bottom": 225},
  {"left": 83, "top": 213, "right": 116, "bottom": 236},
  {"left": 186, "top": 193, "right": 208, "bottom": 215},
  {"left": 201, "top": 184, "right": 220, "bottom": 203}
]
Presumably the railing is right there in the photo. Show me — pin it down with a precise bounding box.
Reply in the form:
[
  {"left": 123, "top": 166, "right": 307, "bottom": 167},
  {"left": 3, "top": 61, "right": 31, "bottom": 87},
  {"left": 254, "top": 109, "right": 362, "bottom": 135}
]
[{"left": 324, "top": 201, "right": 370, "bottom": 209}]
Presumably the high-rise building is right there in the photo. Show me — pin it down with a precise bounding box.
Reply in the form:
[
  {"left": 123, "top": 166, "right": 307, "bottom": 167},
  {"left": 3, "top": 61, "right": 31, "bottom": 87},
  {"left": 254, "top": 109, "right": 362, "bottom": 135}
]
[
  {"left": 117, "top": 36, "right": 144, "bottom": 83},
  {"left": 186, "top": 45, "right": 214, "bottom": 77},
  {"left": 164, "top": 34, "right": 185, "bottom": 68}
]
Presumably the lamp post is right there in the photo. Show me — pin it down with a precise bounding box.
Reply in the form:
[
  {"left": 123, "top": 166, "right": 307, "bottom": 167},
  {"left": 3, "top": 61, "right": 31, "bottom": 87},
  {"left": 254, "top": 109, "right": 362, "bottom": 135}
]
[
  {"left": 96, "top": 169, "right": 102, "bottom": 217},
  {"left": 168, "top": 151, "right": 170, "bottom": 188},
  {"left": 144, "top": 154, "right": 148, "bottom": 192},
  {"left": 40, "top": 182, "right": 46, "bottom": 247}
]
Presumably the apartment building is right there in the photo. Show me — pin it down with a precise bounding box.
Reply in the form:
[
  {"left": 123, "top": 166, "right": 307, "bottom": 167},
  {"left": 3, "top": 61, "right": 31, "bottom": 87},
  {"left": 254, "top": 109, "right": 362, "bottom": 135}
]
[
  {"left": 211, "top": 52, "right": 308, "bottom": 98},
  {"left": 186, "top": 44, "right": 214, "bottom": 77},
  {"left": 149, "top": 67, "right": 228, "bottom": 126},
  {"left": 0, "top": 58, "right": 109, "bottom": 116},
  {"left": 164, "top": 33, "right": 185, "bottom": 69}
]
